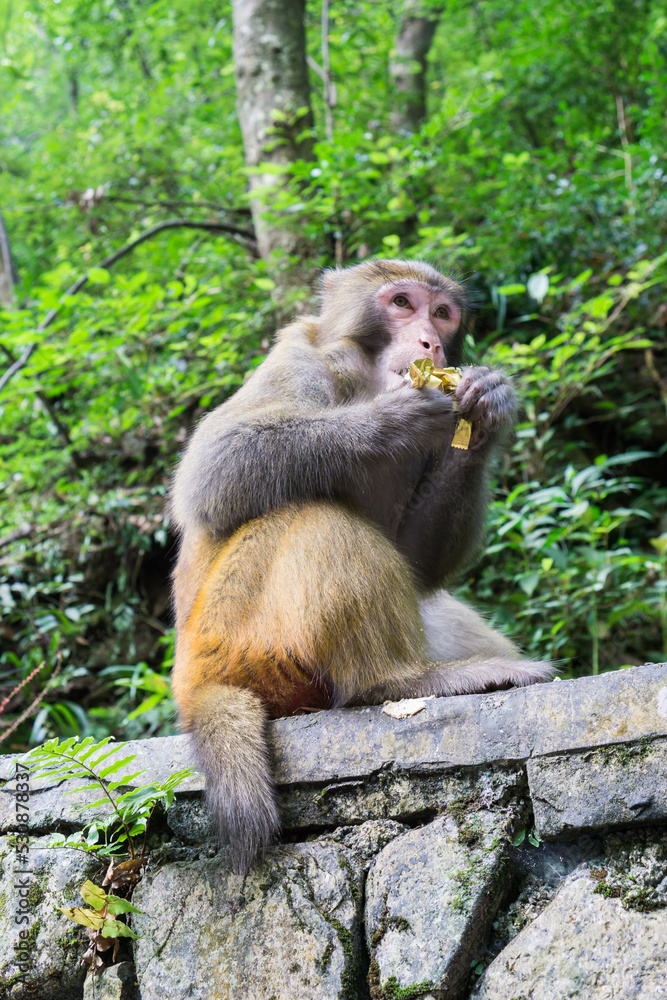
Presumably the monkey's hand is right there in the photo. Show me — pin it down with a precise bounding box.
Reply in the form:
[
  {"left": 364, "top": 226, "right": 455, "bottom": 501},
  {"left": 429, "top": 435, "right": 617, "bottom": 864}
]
[
  {"left": 455, "top": 366, "right": 517, "bottom": 444},
  {"left": 377, "top": 383, "right": 458, "bottom": 451}
]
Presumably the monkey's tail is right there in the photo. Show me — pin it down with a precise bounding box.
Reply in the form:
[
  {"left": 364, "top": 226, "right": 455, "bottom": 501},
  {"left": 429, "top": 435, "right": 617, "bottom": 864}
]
[{"left": 187, "top": 683, "right": 280, "bottom": 875}]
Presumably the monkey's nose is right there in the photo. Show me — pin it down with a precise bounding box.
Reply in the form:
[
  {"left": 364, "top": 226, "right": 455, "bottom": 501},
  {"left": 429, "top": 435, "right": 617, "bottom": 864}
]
[{"left": 419, "top": 337, "right": 442, "bottom": 361}]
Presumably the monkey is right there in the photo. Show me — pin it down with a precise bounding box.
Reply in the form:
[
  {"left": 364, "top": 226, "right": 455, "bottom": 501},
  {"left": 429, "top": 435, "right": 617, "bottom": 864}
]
[{"left": 170, "top": 258, "right": 553, "bottom": 874}]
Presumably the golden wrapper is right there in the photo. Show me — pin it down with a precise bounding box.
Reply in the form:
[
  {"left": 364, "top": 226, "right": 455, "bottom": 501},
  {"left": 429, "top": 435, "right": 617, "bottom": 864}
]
[
  {"left": 451, "top": 419, "right": 472, "bottom": 450},
  {"left": 407, "top": 358, "right": 472, "bottom": 450},
  {"left": 407, "top": 358, "right": 444, "bottom": 390}
]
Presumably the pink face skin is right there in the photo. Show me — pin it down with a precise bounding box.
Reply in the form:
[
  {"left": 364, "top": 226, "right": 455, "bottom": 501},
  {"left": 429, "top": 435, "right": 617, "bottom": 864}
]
[{"left": 374, "top": 281, "right": 462, "bottom": 388}]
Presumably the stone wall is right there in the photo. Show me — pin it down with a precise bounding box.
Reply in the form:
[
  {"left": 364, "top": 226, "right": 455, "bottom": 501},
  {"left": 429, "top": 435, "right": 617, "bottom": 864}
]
[{"left": 1, "top": 662, "right": 666, "bottom": 1000}]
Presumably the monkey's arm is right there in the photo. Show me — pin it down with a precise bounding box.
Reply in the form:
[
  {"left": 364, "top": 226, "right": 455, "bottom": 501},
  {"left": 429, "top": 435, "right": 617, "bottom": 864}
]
[
  {"left": 396, "top": 447, "right": 492, "bottom": 587},
  {"left": 396, "top": 365, "right": 517, "bottom": 589},
  {"left": 172, "top": 346, "right": 457, "bottom": 537}
]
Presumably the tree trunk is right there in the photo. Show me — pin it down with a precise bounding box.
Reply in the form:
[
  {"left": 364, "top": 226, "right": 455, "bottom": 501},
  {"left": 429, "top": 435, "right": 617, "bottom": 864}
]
[
  {"left": 0, "top": 206, "right": 17, "bottom": 308},
  {"left": 390, "top": 3, "right": 443, "bottom": 134},
  {"left": 232, "top": 0, "right": 314, "bottom": 266}
]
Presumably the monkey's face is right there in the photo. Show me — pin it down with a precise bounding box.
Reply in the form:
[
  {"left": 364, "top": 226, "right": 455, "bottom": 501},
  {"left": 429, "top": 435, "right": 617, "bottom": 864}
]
[
  {"left": 317, "top": 261, "right": 469, "bottom": 386},
  {"left": 374, "top": 280, "right": 462, "bottom": 388}
]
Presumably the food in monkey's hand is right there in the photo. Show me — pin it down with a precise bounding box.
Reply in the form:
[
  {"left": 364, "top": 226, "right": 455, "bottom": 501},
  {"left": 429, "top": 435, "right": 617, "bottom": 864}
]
[{"left": 407, "top": 358, "right": 472, "bottom": 450}]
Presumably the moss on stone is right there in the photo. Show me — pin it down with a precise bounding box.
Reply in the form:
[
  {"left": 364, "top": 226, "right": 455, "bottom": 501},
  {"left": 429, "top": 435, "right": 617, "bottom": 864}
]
[
  {"left": 26, "top": 879, "right": 46, "bottom": 909},
  {"left": 596, "top": 737, "right": 654, "bottom": 766},
  {"left": 589, "top": 864, "right": 663, "bottom": 912},
  {"left": 448, "top": 798, "right": 484, "bottom": 846},
  {"left": 370, "top": 916, "right": 411, "bottom": 947},
  {"left": 61, "top": 877, "right": 82, "bottom": 902},
  {"left": 328, "top": 916, "right": 365, "bottom": 999},
  {"left": 337, "top": 855, "right": 361, "bottom": 899},
  {"left": 368, "top": 961, "right": 434, "bottom": 1000},
  {"left": 23, "top": 918, "right": 42, "bottom": 952},
  {"left": 283, "top": 883, "right": 307, "bottom": 932},
  {"left": 56, "top": 925, "right": 83, "bottom": 956},
  {"left": 315, "top": 939, "right": 334, "bottom": 974},
  {"left": 450, "top": 858, "right": 478, "bottom": 912}
]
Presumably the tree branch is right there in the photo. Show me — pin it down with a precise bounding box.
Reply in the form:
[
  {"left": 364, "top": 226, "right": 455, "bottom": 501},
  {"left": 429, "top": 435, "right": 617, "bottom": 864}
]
[
  {"left": 0, "top": 342, "right": 74, "bottom": 445},
  {"left": 0, "top": 523, "right": 32, "bottom": 550},
  {"left": 0, "top": 218, "right": 259, "bottom": 399},
  {"left": 0, "top": 343, "right": 36, "bottom": 395}
]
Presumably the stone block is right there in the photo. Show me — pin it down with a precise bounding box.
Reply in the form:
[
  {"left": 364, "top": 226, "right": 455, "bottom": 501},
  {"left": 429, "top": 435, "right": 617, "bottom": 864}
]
[
  {"left": 529, "top": 737, "right": 667, "bottom": 839},
  {"left": 472, "top": 868, "right": 667, "bottom": 999},
  {"left": 132, "top": 821, "right": 400, "bottom": 1000},
  {"left": 366, "top": 812, "right": 508, "bottom": 999}
]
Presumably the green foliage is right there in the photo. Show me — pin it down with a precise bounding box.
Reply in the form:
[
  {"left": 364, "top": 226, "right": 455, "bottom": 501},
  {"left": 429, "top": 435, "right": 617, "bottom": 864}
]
[
  {"left": 60, "top": 879, "right": 142, "bottom": 939},
  {"left": 512, "top": 828, "right": 541, "bottom": 848},
  {"left": 20, "top": 734, "right": 192, "bottom": 975},
  {"left": 458, "top": 261, "right": 667, "bottom": 675},
  {"left": 23, "top": 735, "right": 193, "bottom": 858},
  {"left": 0, "top": 0, "right": 666, "bottom": 741}
]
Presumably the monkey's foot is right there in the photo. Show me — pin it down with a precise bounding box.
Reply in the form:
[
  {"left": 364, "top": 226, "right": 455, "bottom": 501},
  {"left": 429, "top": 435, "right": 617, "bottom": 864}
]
[
  {"left": 362, "top": 657, "right": 555, "bottom": 704},
  {"left": 437, "top": 657, "right": 556, "bottom": 696}
]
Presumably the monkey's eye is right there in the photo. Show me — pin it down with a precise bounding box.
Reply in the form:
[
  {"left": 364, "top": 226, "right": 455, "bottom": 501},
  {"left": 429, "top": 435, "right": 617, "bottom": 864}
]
[
  {"left": 434, "top": 304, "right": 450, "bottom": 320},
  {"left": 392, "top": 294, "right": 411, "bottom": 309}
]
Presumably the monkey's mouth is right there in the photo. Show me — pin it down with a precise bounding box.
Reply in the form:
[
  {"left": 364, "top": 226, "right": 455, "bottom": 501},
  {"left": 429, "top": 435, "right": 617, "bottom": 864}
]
[{"left": 388, "top": 368, "right": 412, "bottom": 388}]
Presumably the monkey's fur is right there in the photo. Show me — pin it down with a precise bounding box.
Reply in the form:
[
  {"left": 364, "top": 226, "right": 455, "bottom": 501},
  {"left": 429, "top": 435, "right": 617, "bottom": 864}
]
[{"left": 171, "top": 259, "right": 553, "bottom": 873}]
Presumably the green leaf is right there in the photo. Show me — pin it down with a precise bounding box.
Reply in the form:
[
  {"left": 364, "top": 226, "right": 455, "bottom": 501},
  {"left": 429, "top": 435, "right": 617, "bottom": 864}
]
[
  {"left": 87, "top": 267, "right": 111, "bottom": 285},
  {"left": 80, "top": 880, "right": 108, "bottom": 910},
  {"left": 87, "top": 746, "right": 132, "bottom": 770},
  {"left": 126, "top": 694, "right": 165, "bottom": 720},
  {"left": 650, "top": 535, "right": 667, "bottom": 556},
  {"left": 518, "top": 573, "right": 541, "bottom": 597},
  {"left": 98, "top": 755, "right": 140, "bottom": 779},
  {"left": 603, "top": 451, "right": 654, "bottom": 467},
  {"left": 106, "top": 895, "right": 144, "bottom": 915},
  {"left": 60, "top": 906, "right": 105, "bottom": 929},
  {"left": 100, "top": 917, "right": 140, "bottom": 939},
  {"left": 253, "top": 278, "right": 276, "bottom": 291},
  {"left": 584, "top": 294, "right": 614, "bottom": 318},
  {"left": 108, "top": 771, "right": 145, "bottom": 790},
  {"left": 72, "top": 737, "right": 97, "bottom": 758}
]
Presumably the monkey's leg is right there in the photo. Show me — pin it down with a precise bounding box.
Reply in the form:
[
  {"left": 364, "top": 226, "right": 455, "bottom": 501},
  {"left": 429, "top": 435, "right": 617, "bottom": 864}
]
[
  {"left": 400, "top": 588, "right": 555, "bottom": 697},
  {"left": 357, "top": 588, "right": 554, "bottom": 703},
  {"left": 229, "top": 501, "right": 554, "bottom": 705},
  {"left": 360, "top": 637, "right": 555, "bottom": 703},
  {"left": 420, "top": 589, "right": 519, "bottom": 661}
]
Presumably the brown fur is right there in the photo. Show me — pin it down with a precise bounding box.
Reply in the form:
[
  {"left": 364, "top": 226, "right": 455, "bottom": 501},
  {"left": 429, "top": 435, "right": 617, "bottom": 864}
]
[{"left": 171, "top": 259, "right": 553, "bottom": 873}]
